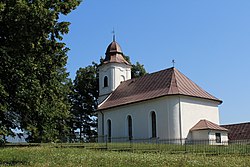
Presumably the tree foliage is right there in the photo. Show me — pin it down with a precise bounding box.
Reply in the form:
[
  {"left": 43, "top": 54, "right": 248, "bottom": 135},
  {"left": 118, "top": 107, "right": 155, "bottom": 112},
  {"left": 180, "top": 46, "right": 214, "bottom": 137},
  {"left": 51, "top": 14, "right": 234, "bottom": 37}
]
[
  {"left": 131, "top": 62, "right": 147, "bottom": 78},
  {"left": 124, "top": 55, "right": 147, "bottom": 78},
  {"left": 70, "top": 63, "right": 98, "bottom": 141},
  {"left": 0, "top": 0, "right": 81, "bottom": 142}
]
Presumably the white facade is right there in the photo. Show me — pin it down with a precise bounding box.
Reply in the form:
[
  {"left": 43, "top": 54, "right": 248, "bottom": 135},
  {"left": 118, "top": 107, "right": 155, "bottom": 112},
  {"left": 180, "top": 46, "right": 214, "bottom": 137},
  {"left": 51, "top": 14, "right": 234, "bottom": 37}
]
[
  {"left": 98, "top": 95, "right": 220, "bottom": 140},
  {"left": 180, "top": 97, "right": 220, "bottom": 139},
  {"left": 98, "top": 62, "right": 131, "bottom": 103},
  {"left": 191, "top": 130, "right": 228, "bottom": 145}
]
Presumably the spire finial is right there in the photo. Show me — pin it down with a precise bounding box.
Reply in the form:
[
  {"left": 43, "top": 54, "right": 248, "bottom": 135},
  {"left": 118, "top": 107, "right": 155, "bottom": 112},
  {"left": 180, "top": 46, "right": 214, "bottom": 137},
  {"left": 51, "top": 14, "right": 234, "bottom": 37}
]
[
  {"left": 112, "top": 28, "right": 116, "bottom": 42},
  {"left": 172, "top": 59, "right": 175, "bottom": 67}
]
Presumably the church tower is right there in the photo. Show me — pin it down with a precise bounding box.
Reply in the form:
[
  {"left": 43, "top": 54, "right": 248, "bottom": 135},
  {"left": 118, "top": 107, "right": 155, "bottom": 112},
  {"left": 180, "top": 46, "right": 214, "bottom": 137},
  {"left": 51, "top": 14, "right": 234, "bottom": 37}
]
[{"left": 98, "top": 37, "right": 131, "bottom": 103}]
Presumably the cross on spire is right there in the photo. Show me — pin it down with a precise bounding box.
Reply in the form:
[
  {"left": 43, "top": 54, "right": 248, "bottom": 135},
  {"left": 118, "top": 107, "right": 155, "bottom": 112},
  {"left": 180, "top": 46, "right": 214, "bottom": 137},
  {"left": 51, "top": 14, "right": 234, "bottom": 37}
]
[
  {"left": 172, "top": 59, "right": 175, "bottom": 67},
  {"left": 112, "top": 28, "right": 116, "bottom": 42}
]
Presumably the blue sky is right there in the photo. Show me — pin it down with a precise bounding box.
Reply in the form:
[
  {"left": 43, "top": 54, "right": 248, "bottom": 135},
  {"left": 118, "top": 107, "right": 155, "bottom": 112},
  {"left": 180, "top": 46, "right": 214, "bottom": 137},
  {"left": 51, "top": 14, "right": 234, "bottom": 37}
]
[{"left": 61, "top": 0, "right": 250, "bottom": 124}]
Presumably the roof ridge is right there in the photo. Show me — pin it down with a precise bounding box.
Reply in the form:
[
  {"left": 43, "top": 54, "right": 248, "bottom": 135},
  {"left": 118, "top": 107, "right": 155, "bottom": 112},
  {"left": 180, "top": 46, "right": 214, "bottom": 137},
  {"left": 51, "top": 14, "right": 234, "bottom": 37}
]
[
  {"left": 120, "top": 67, "right": 174, "bottom": 84},
  {"left": 144, "top": 67, "right": 174, "bottom": 76},
  {"left": 221, "top": 122, "right": 250, "bottom": 126},
  {"left": 172, "top": 68, "right": 180, "bottom": 94},
  {"left": 173, "top": 68, "right": 222, "bottom": 103},
  {"left": 167, "top": 68, "right": 179, "bottom": 94},
  {"left": 190, "top": 119, "right": 228, "bottom": 131},
  {"left": 204, "top": 119, "right": 209, "bottom": 128}
]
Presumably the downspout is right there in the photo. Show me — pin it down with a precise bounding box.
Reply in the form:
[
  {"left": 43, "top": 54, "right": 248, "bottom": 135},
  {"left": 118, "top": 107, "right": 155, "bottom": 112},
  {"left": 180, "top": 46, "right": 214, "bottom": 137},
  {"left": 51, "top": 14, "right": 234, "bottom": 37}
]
[{"left": 178, "top": 96, "right": 183, "bottom": 141}]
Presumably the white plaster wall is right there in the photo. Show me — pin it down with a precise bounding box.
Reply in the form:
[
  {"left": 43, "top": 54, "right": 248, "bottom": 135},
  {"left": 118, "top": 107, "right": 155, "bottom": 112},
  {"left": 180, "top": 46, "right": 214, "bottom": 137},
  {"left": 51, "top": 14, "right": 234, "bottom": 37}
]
[
  {"left": 180, "top": 96, "right": 220, "bottom": 139},
  {"left": 209, "top": 131, "right": 228, "bottom": 142},
  {"left": 113, "top": 64, "right": 131, "bottom": 90},
  {"left": 192, "top": 130, "right": 209, "bottom": 140},
  {"left": 98, "top": 95, "right": 221, "bottom": 141},
  {"left": 97, "top": 96, "right": 181, "bottom": 139},
  {"left": 98, "top": 63, "right": 131, "bottom": 103},
  {"left": 191, "top": 130, "right": 228, "bottom": 145},
  {"left": 98, "top": 64, "right": 112, "bottom": 102}
]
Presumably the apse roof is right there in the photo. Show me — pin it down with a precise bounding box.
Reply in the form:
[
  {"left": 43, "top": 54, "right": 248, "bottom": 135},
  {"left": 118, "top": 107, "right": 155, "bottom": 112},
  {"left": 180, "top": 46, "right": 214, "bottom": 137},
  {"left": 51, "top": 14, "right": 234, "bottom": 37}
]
[
  {"left": 98, "top": 67, "right": 222, "bottom": 110},
  {"left": 190, "top": 119, "right": 228, "bottom": 131}
]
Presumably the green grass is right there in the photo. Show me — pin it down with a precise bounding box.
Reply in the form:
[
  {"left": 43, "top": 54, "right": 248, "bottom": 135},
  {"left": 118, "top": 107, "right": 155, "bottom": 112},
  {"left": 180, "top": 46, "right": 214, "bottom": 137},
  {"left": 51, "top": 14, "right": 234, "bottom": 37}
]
[
  {"left": 0, "top": 146, "right": 250, "bottom": 167},
  {"left": 76, "top": 142, "right": 250, "bottom": 155}
]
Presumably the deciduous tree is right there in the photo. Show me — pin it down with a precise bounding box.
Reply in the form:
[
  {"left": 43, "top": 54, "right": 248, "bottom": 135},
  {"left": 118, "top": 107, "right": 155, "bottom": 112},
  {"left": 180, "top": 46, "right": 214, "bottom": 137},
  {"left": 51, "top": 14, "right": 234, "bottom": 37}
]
[
  {"left": 70, "top": 63, "right": 98, "bottom": 141},
  {"left": 124, "top": 55, "right": 147, "bottom": 78},
  {"left": 0, "top": 0, "right": 81, "bottom": 142}
]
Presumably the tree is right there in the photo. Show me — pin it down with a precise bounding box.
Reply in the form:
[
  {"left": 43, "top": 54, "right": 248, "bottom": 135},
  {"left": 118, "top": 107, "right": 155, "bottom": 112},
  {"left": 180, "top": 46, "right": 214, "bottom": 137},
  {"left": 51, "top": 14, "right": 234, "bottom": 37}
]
[
  {"left": 0, "top": 0, "right": 81, "bottom": 142},
  {"left": 70, "top": 63, "right": 98, "bottom": 141},
  {"left": 131, "top": 62, "right": 147, "bottom": 78},
  {"left": 124, "top": 55, "right": 147, "bottom": 78}
]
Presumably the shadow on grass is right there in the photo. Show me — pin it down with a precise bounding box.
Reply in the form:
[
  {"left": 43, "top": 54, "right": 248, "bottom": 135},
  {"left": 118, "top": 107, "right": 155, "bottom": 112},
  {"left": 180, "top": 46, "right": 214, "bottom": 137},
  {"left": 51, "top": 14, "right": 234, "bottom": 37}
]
[{"left": 0, "top": 160, "right": 29, "bottom": 166}]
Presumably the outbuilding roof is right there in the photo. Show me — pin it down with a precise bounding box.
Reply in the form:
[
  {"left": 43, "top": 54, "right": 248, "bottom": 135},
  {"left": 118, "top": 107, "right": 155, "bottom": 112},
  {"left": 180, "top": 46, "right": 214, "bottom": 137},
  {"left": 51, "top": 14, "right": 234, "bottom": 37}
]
[
  {"left": 98, "top": 67, "right": 222, "bottom": 110},
  {"left": 190, "top": 119, "right": 228, "bottom": 131}
]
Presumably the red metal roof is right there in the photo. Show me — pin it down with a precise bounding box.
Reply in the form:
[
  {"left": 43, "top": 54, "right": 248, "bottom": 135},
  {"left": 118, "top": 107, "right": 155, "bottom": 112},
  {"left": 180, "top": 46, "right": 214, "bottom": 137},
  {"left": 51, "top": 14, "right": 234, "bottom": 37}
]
[
  {"left": 190, "top": 119, "right": 228, "bottom": 131},
  {"left": 98, "top": 67, "right": 222, "bottom": 110},
  {"left": 221, "top": 122, "right": 250, "bottom": 140}
]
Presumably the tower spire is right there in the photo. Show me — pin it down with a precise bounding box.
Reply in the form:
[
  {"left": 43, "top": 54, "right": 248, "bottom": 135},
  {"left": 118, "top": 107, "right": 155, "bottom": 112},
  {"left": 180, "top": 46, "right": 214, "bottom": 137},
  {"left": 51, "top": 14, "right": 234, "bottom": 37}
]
[{"left": 112, "top": 28, "right": 116, "bottom": 42}]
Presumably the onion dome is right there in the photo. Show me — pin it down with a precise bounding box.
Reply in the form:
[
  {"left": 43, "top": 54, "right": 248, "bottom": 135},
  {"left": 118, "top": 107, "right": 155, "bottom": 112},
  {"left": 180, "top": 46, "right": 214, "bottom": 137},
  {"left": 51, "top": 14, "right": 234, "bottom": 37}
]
[
  {"left": 103, "top": 38, "right": 130, "bottom": 65},
  {"left": 106, "top": 41, "right": 123, "bottom": 54}
]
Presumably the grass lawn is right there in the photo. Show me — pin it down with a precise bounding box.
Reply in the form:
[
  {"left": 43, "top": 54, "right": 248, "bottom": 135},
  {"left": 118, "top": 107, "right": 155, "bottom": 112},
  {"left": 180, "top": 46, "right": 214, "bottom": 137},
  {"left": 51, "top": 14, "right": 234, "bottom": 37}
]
[{"left": 0, "top": 146, "right": 249, "bottom": 167}]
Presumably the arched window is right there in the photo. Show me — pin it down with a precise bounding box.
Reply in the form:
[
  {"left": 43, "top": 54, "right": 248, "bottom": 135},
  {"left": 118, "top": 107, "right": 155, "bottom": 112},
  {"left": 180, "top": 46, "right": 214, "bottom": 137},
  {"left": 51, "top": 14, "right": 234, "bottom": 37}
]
[
  {"left": 121, "top": 75, "right": 125, "bottom": 82},
  {"left": 104, "top": 76, "right": 108, "bottom": 87},
  {"left": 151, "top": 111, "right": 157, "bottom": 138},
  {"left": 127, "top": 115, "right": 132, "bottom": 140},
  {"left": 107, "top": 119, "right": 111, "bottom": 142}
]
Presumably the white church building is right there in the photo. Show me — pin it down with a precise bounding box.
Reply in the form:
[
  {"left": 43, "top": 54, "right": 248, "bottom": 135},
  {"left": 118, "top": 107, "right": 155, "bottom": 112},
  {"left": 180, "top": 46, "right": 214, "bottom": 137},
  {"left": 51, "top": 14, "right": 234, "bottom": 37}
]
[{"left": 97, "top": 38, "right": 228, "bottom": 143}]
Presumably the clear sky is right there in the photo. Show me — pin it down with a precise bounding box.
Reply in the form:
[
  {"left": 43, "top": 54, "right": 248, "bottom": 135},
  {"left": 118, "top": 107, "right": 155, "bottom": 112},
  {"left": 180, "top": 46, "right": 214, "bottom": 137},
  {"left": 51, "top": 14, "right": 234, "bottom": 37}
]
[{"left": 61, "top": 0, "right": 250, "bottom": 125}]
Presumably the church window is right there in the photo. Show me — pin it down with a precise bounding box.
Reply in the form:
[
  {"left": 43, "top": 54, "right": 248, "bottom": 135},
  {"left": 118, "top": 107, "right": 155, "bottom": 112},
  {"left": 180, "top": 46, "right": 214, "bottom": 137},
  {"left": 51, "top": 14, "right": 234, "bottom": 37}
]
[
  {"left": 151, "top": 111, "right": 157, "bottom": 138},
  {"left": 107, "top": 119, "right": 111, "bottom": 142},
  {"left": 121, "top": 75, "right": 125, "bottom": 82},
  {"left": 215, "top": 133, "right": 221, "bottom": 143},
  {"left": 104, "top": 76, "right": 108, "bottom": 87},
  {"left": 127, "top": 115, "right": 133, "bottom": 140}
]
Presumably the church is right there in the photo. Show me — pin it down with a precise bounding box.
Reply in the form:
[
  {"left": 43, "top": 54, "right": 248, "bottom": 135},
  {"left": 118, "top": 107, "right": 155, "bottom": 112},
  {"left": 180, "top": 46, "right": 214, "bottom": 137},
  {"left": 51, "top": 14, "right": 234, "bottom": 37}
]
[{"left": 97, "top": 38, "right": 228, "bottom": 144}]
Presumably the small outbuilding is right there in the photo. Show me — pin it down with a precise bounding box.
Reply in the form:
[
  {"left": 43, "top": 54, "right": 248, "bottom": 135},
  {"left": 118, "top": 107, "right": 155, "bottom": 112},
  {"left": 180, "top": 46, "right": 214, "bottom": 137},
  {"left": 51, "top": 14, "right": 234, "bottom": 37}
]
[{"left": 190, "top": 119, "right": 228, "bottom": 145}]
